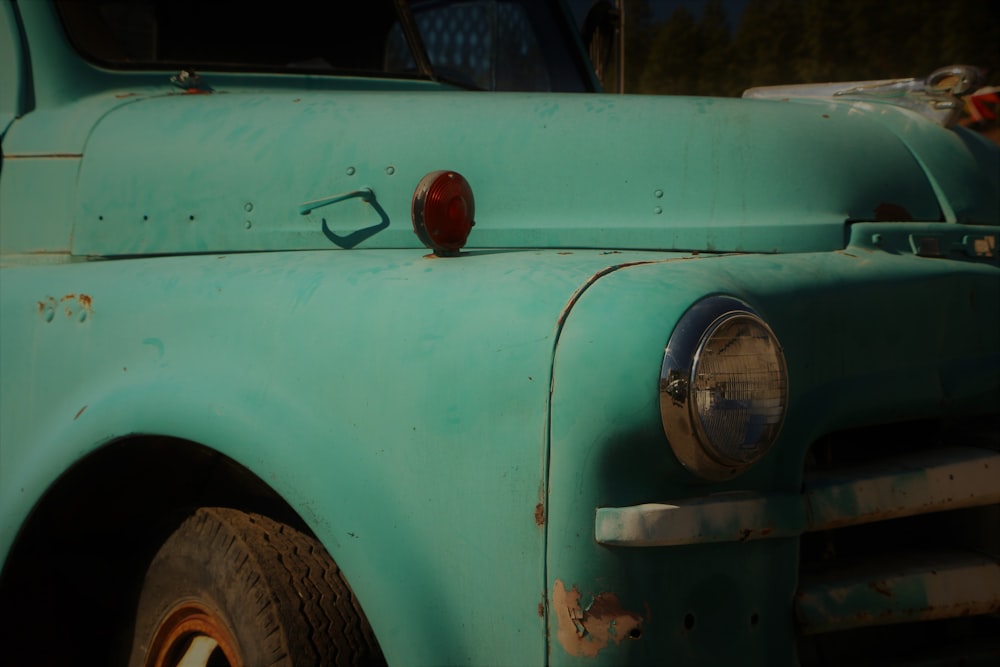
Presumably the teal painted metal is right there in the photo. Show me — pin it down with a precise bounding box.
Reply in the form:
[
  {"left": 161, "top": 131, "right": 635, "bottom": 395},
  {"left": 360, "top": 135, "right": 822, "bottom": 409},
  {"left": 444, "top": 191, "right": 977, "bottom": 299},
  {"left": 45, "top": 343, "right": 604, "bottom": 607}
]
[
  {"left": 0, "top": 248, "right": 650, "bottom": 666},
  {"left": 545, "top": 250, "right": 999, "bottom": 664},
  {"left": 61, "top": 92, "right": 946, "bottom": 255},
  {"left": 2, "top": 1, "right": 999, "bottom": 666},
  {"left": 594, "top": 445, "right": 1000, "bottom": 546},
  {"left": 862, "top": 106, "right": 1000, "bottom": 225},
  {"left": 0, "top": 157, "right": 79, "bottom": 253},
  {"left": 804, "top": 446, "right": 1000, "bottom": 531},
  {"left": 594, "top": 492, "right": 805, "bottom": 546},
  {"left": 0, "top": 1, "right": 26, "bottom": 137},
  {"left": 796, "top": 551, "right": 1000, "bottom": 634}
]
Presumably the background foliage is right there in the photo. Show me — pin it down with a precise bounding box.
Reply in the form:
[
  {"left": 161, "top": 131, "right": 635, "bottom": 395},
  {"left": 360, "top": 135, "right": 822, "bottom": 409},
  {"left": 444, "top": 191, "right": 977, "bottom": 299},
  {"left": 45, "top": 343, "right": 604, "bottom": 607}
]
[{"left": 617, "top": 0, "right": 1000, "bottom": 96}]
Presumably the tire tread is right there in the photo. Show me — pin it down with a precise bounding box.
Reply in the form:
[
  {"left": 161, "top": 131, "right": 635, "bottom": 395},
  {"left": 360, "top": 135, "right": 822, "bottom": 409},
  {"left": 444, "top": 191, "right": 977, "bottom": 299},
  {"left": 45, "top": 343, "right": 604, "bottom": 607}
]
[{"left": 130, "top": 507, "right": 385, "bottom": 667}]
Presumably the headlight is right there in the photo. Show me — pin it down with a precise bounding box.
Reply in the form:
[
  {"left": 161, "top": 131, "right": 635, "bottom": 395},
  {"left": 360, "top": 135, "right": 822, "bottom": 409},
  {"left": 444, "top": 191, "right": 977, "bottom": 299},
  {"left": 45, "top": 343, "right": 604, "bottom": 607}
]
[{"left": 659, "top": 296, "right": 788, "bottom": 480}]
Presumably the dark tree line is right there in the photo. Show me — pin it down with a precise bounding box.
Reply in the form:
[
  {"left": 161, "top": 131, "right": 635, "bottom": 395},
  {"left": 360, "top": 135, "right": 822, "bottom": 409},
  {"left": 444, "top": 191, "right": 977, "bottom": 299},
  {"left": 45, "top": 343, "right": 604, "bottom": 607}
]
[{"left": 620, "top": 0, "right": 1000, "bottom": 97}]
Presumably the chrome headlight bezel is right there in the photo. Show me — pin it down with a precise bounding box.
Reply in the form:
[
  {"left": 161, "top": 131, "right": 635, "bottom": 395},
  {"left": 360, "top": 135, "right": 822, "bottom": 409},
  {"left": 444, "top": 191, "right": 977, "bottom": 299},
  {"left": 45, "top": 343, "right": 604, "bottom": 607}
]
[{"left": 659, "top": 296, "right": 788, "bottom": 480}]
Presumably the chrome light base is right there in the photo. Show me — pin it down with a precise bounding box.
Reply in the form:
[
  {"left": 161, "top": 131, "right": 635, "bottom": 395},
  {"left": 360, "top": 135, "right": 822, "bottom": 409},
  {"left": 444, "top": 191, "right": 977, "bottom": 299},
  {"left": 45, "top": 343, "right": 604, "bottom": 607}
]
[{"left": 660, "top": 296, "right": 788, "bottom": 480}]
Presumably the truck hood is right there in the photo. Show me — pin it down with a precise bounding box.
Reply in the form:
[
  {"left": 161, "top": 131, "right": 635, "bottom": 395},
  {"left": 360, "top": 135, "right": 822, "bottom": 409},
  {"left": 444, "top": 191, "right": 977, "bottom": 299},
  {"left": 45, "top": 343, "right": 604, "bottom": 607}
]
[{"left": 71, "top": 87, "right": 970, "bottom": 256}]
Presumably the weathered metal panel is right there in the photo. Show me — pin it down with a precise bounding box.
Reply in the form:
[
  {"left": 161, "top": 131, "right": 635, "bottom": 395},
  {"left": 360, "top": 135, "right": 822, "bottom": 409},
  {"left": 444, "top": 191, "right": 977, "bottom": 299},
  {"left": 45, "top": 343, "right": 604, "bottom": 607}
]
[
  {"left": 742, "top": 92, "right": 1000, "bottom": 227},
  {"left": 804, "top": 446, "right": 1000, "bottom": 531},
  {"left": 0, "top": 157, "right": 79, "bottom": 253},
  {"left": 0, "top": 247, "right": 679, "bottom": 666},
  {"left": 2, "top": 2, "right": 999, "bottom": 665},
  {"left": 872, "top": 106, "right": 1000, "bottom": 226},
  {"left": 595, "top": 493, "right": 804, "bottom": 547},
  {"left": 66, "top": 90, "right": 945, "bottom": 256},
  {"left": 595, "top": 447, "right": 1000, "bottom": 547},
  {"left": 0, "top": 1, "right": 25, "bottom": 137},
  {"left": 546, "top": 248, "right": 999, "bottom": 665},
  {"left": 796, "top": 550, "right": 1000, "bottom": 635}
]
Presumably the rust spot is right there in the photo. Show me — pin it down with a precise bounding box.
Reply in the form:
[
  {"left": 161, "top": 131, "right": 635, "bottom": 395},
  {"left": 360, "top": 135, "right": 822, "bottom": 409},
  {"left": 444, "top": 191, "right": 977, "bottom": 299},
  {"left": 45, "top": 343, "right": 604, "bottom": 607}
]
[
  {"left": 552, "top": 580, "right": 643, "bottom": 658},
  {"left": 868, "top": 581, "right": 892, "bottom": 598},
  {"left": 760, "top": 527, "right": 773, "bottom": 537},
  {"left": 874, "top": 203, "right": 913, "bottom": 221},
  {"left": 78, "top": 294, "right": 92, "bottom": 310},
  {"left": 74, "top": 405, "right": 88, "bottom": 421},
  {"left": 61, "top": 294, "right": 76, "bottom": 301},
  {"left": 557, "top": 251, "right": 573, "bottom": 255},
  {"left": 535, "top": 503, "right": 546, "bottom": 526},
  {"left": 115, "top": 92, "right": 138, "bottom": 98},
  {"left": 538, "top": 602, "right": 545, "bottom": 618},
  {"left": 738, "top": 528, "right": 753, "bottom": 542}
]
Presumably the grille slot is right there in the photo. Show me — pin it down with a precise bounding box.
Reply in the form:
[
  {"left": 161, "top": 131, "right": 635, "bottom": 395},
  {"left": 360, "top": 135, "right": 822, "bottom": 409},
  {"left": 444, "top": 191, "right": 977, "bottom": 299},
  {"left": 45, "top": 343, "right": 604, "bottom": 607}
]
[{"left": 796, "top": 417, "right": 1000, "bottom": 665}]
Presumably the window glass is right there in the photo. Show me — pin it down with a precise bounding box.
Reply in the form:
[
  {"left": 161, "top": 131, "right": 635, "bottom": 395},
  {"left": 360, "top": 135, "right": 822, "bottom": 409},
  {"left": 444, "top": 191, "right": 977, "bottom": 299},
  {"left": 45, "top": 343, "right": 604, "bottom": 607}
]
[
  {"left": 55, "top": 0, "right": 593, "bottom": 91},
  {"left": 385, "top": 1, "right": 550, "bottom": 91},
  {"left": 58, "top": 1, "right": 410, "bottom": 76}
]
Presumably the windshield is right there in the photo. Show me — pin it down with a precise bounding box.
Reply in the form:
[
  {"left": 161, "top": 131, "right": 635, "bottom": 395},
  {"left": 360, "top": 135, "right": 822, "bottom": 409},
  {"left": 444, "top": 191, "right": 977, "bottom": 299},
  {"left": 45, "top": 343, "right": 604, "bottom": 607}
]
[{"left": 56, "top": 0, "right": 594, "bottom": 92}]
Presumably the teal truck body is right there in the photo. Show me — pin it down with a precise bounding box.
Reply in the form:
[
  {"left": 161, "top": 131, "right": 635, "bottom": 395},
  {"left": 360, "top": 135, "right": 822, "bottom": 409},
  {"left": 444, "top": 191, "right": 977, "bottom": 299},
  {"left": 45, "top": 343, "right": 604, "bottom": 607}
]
[{"left": 1, "top": 1, "right": 997, "bottom": 665}]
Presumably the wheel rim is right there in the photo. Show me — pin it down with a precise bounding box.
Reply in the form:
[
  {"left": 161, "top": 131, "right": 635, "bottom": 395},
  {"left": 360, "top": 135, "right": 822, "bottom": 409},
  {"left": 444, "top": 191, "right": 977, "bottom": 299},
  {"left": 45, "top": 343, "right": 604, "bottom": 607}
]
[{"left": 145, "top": 601, "right": 243, "bottom": 667}]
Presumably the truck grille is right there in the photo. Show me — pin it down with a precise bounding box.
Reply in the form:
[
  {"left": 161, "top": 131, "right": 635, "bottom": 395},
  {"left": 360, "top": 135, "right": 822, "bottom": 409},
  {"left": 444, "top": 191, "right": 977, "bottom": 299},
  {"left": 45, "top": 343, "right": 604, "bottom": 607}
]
[{"left": 795, "top": 417, "right": 1000, "bottom": 666}]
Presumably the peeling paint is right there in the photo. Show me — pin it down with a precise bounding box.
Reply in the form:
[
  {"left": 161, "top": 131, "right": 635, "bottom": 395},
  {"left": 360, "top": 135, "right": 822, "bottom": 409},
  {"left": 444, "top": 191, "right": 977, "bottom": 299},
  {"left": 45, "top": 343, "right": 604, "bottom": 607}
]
[
  {"left": 552, "top": 580, "right": 643, "bottom": 658},
  {"left": 796, "top": 550, "right": 1000, "bottom": 634},
  {"left": 804, "top": 446, "right": 1000, "bottom": 531}
]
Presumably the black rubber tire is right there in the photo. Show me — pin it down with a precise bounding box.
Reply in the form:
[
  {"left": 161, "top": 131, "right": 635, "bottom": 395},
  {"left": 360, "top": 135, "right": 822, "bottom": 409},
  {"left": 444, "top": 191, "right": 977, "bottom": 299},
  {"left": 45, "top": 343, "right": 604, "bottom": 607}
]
[{"left": 128, "top": 507, "right": 385, "bottom": 667}]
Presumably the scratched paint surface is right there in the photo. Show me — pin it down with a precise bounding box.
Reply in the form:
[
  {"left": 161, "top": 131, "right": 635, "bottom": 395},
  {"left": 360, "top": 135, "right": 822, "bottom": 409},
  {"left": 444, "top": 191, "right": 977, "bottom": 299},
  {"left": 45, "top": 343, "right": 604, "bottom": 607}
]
[
  {"left": 2, "top": 1, "right": 999, "bottom": 665},
  {"left": 0, "top": 248, "right": 691, "bottom": 666},
  {"left": 63, "top": 90, "right": 945, "bottom": 258},
  {"left": 546, "top": 250, "right": 999, "bottom": 665}
]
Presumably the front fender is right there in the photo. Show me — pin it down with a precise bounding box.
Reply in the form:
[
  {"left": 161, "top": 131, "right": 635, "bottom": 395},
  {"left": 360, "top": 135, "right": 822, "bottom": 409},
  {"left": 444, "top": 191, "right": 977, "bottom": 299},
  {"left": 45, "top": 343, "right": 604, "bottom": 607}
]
[
  {"left": 546, "top": 239, "right": 1000, "bottom": 665},
  {"left": 0, "top": 247, "right": 685, "bottom": 665}
]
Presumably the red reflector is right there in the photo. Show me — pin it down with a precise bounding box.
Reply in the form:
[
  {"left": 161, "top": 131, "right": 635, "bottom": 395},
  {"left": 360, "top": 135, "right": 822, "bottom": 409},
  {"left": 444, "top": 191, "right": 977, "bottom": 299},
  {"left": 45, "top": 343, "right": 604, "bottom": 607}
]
[{"left": 411, "top": 171, "right": 475, "bottom": 256}]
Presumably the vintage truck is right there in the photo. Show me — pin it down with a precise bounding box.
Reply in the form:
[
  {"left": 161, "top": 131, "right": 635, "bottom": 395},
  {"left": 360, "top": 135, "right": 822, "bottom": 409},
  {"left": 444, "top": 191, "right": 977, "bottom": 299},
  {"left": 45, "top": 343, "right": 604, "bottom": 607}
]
[{"left": 1, "top": 1, "right": 998, "bottom": 665}]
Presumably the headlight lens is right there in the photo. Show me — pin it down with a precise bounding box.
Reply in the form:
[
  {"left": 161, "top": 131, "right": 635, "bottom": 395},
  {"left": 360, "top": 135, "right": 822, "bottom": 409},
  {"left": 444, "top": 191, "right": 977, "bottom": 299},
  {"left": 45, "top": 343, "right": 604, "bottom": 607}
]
[{"left": 660, "top": 297, "right": 788, "bottom": 479}]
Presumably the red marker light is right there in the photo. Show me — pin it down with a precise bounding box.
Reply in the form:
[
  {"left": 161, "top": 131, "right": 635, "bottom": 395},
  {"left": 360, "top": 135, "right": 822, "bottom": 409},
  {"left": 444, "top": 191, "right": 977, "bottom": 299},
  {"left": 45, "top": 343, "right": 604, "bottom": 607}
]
[{"left": 411, "top": 171, "right": 475, "bottom": 256}]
